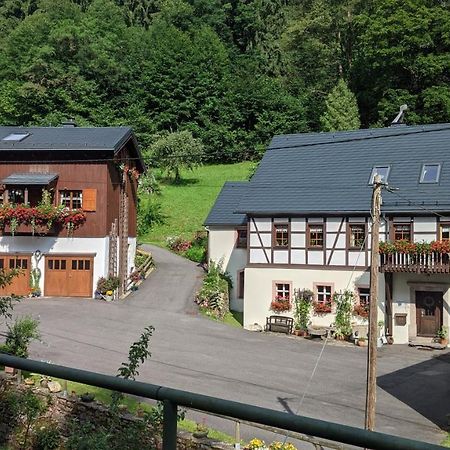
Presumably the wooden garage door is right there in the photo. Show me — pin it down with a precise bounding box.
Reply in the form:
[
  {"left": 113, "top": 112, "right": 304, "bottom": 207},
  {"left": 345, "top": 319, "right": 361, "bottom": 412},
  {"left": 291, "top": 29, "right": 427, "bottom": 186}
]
[
  {"left": 0, "top": 255, "right": 31, "bottom": 296},
  {"left": 44, "top": 256, "right": 93, "bottom": 297}
]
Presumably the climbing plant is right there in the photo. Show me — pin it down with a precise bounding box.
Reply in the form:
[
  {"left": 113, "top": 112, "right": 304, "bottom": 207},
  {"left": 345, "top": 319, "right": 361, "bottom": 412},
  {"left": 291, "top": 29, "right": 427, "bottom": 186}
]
[
  {"left": 293, "top": 289, "right": 313, "bottom": 331},
  {"left": 333, "top": 290, "right": 354, "bottom": 339}
]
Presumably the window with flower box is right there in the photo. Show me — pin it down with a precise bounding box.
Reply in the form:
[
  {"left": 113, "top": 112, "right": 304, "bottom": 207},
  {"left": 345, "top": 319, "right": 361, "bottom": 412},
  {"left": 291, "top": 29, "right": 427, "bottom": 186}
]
[
  {"left": 349, "top": 224, "right": 366, "bottom": 249},
  {"left": 60, "top": 190, "right": 82, "bottom": 209},
  {"left": 354, "top": 287, "right": 370, "bottom": 318},
  {"left": 393, "top": 223, "right": 411, "bottom": 241},
  {"left": 308, "top": 224, "right": 324, "bottom": 248},
  {"left": 314, "top": 284, "right": 333, "bottom": 313},
  {"left": 270, "top": 282, "right": 291, "bottom": 312},
  {"left": 274, "top": 224, "right": 289, "bottom": 248}
]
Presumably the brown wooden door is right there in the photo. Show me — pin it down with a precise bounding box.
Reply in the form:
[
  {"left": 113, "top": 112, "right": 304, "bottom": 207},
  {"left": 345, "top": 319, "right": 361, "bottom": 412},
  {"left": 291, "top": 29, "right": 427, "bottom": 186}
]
[
  {"left": 45, "top": 256, "right": 93, "bottom": 297},
  {"left": 0, "top": 255, "right": 31, "bottom": 296},
  {"left": 416, "top": 291, "right": 442, "bottom": 337}
]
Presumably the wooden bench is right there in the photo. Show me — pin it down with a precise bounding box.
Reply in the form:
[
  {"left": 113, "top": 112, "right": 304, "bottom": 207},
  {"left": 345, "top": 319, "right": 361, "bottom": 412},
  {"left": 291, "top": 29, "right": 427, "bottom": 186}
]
[{"left": 266, "top": 316, "right": 294, "bottom": 334}]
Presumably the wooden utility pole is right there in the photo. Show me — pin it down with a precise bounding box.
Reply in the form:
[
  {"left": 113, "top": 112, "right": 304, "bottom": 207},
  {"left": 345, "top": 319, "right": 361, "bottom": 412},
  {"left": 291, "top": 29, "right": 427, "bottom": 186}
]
[{"left": 365, "top": 175, "right": 383, "bottom": 431}]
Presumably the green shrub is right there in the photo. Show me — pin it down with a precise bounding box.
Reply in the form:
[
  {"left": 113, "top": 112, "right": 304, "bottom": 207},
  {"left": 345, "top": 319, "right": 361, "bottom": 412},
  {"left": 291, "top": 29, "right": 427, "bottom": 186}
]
[
  {"left": 66, "top": 424, "right": 110, "bottom": 450},
  {"left": 32, "top": 422, "right": 60, "bottom": 450},
  {"left": 4, "top": 316, "right": 40, "bottom": 358},
  {"left": 137, "top": 198, "right": 165, "bottom": 235},
  {"left": 184, "top": 245, "right": 206, "bottom": 263}
]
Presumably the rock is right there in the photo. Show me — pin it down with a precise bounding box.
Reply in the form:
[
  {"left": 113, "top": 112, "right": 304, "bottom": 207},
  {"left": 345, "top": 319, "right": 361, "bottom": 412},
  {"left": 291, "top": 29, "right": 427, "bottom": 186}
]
[
  {"left": 247, "top": 323, "right": 263, "bottom": 332},
  {"left": 47, "top": 381, "right": 62, "bottom": 393}
]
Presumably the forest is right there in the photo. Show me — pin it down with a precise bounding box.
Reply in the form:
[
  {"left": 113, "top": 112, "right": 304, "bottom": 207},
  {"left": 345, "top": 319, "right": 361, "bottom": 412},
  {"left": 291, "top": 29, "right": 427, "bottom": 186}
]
[{"left": 0, "top": 0, "right": 449, "bottom": 162}]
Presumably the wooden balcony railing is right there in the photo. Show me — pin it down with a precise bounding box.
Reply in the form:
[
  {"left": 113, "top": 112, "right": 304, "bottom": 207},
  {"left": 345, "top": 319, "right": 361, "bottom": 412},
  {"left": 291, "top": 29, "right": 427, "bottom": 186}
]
[{"left": 380, "top": 252, "right": 450, "bottom": 273}]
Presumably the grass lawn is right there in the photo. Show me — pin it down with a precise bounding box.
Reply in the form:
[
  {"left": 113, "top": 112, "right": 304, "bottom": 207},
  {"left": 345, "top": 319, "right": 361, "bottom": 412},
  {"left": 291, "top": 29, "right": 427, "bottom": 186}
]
[
  {"left": 140, "top": 162, "right": 252, "bottom": 247},
  {"left": 199, "top": 308, "right": 243, "bottom": 328}
]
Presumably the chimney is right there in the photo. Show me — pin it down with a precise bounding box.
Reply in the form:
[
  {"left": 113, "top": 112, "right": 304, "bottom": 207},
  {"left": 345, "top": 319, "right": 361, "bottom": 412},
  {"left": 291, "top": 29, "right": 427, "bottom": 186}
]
[
  {"left": 61, "top": 119, "right": 77, "bottom": 127},
  {"left": 391, "top": 104, "right": 408, "bottom": 126}
]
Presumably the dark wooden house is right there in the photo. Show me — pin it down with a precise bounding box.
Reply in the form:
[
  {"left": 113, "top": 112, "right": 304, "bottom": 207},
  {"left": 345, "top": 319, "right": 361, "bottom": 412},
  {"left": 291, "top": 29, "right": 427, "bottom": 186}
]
[{"left": 0, "top": 123, "right": 144, "bottom": 298}]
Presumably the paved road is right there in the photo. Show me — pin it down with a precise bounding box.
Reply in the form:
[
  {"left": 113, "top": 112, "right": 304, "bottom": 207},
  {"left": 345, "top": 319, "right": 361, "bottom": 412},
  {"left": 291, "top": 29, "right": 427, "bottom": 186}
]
[{"left": 8, "top": 244, "right": 449, "bottom": 447}]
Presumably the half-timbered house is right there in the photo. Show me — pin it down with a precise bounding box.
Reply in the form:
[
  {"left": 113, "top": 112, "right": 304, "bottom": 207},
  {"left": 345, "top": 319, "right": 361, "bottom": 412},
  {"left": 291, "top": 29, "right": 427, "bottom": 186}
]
[
  {"left": 205, "top": 123, "right": 450, "bottom": 345},
  {"left": 0, "top": 123, "right": 144, "bottom": 298}
]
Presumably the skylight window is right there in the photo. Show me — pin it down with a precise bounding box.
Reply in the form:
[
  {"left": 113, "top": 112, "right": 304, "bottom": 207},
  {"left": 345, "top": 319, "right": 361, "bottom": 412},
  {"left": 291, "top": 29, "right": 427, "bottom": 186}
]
[
  {"left": 369, "top": 166, "right": 390, "bottom": 184},
  {"left": 420, "top": 163, "right": 441, "bottom": 184},
  {"left": 2, "top": 132, "right": 30, "bottom": 142}
]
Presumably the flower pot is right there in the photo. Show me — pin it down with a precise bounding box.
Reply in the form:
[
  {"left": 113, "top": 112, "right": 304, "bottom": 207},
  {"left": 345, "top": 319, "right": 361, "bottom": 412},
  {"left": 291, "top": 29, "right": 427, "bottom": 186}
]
[
  {"left": 193, "top": 430, "right": 208, "bottom": 439},
  {"left": 4, "top": 366, "right": 16, "bottom": 375},
  {"left": 440, "top": 338, "right": 448, "bottom": 346},
  {"left": 357, "top": 339, "right": 367, "bottom": 347}
]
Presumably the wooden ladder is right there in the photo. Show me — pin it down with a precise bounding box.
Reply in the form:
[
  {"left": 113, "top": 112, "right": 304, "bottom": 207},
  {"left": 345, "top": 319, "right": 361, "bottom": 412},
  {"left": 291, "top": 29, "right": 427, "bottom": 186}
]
[{"left": 118, "top": 171, "right": 129, "bottom": 297}]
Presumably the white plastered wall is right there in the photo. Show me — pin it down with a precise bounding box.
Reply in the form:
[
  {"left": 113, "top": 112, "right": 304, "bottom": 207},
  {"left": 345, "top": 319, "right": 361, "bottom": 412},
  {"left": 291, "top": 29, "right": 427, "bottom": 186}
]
[
  {"left": 391, "top": 273, "right": 450, "bottom": 344},
  {"left": 0, "top": 236, "right": 109, "bottom": 297},
  {"left": 208, "top": 227, "right": 246, "bottom": 312},
  {"left": 243, "top": 267, "right": 385, "bottom": 329}
]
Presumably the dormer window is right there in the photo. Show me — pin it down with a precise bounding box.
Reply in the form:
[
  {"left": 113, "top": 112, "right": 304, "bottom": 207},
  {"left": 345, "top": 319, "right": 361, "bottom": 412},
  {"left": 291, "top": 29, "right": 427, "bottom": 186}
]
[
  {"left": 420, "top": 163, "right": 440, "bottom": 184},
  {"left": 369, "top": 166, "right": 390, "bottom": 184},
  {"left": 2, "top": 132, "right": 30, "bottom": 142}
]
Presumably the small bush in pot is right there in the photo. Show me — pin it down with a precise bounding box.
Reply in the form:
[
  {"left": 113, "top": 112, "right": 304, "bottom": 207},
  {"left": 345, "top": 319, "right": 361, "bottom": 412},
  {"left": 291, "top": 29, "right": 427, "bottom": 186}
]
[
  {"left": 96, "top": 276, "right": 120, "bottom": 295},
  {"left": 437, "top": 326, "right": 448, "bottom": 345}
]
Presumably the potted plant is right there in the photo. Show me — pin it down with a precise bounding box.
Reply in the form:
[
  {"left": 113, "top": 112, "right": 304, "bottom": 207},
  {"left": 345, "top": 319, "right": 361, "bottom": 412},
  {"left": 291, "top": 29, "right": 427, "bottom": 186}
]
[
  {"left": 357, "top": 337, "right": 367, "bottom": 347},
  {"left": 96, "top": 276, "right": 120, "bottom": 301},
  {"left": 193, "top": 420, "right": 208, "bottom": 439},
  {"left": 437, "top": 326, "right": 448, "bottom": 346}
]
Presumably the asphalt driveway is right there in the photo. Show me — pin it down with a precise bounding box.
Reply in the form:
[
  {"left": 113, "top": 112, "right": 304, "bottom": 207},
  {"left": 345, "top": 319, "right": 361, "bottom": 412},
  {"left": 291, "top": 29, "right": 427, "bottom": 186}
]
[{"left": 7, "top": 244, "right": 449, "bottom": 446}]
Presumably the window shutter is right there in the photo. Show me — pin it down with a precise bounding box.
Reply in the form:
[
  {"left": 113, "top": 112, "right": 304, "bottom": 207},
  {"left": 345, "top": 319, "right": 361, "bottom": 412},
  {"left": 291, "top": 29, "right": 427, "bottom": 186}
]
[{"left": 83, "top": 189, "right": 97, "bottom": 211}]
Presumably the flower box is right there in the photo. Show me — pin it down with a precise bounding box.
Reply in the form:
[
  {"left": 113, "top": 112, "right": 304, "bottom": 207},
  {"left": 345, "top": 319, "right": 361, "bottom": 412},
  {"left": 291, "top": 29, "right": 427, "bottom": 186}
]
[
  {"left": 353, "top": 304, "right": 369, "bottom": 319},
  {"left": 313, "top": 302, "right": 332, "bottom": 314},
  {"left": 270, "top": 296, "right": 291, "bottom": 313}
]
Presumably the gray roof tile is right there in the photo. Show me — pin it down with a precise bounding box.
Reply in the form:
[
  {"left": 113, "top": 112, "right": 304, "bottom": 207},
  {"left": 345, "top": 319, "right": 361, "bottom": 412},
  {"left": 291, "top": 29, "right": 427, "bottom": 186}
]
[
  {"left": 2, "top": 172, "right": 58, "bottom": 185},
  {"left": 204, "top": 182, "right": 248, "bottom": 226},
  {"left": 0, "top": 126, "right": 132, "bottom": 151},
  {"left": 236, "top": 124, "right": 450, "bottom": 215}
]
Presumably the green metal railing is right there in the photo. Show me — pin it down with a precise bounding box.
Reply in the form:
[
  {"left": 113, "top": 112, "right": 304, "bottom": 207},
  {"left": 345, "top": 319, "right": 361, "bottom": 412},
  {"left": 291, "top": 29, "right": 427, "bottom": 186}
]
[{"left": 0, "top": 354, "right": 445, "bottom": 450}]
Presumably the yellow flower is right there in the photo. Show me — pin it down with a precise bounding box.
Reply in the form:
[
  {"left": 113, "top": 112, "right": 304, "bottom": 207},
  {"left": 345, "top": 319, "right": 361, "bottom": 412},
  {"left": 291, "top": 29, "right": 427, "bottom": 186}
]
[
  {"left": 106, "top": 290, "right": 113, "bottom": 295},
  {"left": 246, "top": 438, "right": 266, "bottom": 449}
]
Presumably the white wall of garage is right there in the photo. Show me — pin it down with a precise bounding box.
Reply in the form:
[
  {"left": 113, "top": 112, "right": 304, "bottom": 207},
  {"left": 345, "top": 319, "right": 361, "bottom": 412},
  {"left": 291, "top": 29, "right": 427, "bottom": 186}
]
[{"left": 0, "top": 236, "right": 109, "bottom": 297}]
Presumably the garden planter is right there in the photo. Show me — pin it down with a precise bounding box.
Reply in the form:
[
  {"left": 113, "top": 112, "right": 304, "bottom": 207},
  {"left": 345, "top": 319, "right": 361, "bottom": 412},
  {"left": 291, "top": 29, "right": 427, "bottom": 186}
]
[
  {"left": 357, "top": 339, "right": 367, "bottom": 347},
  {"left": 440, "top": 338, "right": 448, "bottom": 346},
  {"left": 193, "top": 430, "right": 208, "bottom": 439}
]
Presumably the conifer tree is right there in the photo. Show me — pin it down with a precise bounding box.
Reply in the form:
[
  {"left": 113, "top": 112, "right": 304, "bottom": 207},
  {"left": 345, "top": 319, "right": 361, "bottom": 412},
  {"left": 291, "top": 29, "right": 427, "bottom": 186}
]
[{"left": 320, "top": 79, "right": 361, "bottom": 132}]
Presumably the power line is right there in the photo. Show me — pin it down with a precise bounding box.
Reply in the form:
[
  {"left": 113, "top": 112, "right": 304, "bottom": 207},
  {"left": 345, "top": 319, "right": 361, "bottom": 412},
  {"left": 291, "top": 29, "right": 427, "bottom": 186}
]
[{"left": 385, "top": 187, "right": 447, "bottom": 218}]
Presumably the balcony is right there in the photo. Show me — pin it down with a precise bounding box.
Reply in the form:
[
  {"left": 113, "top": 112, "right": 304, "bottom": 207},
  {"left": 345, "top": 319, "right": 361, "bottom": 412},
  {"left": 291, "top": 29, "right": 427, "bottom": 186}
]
[{"left": 379, "top": 240, "right": 450, "bottom": 273}]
